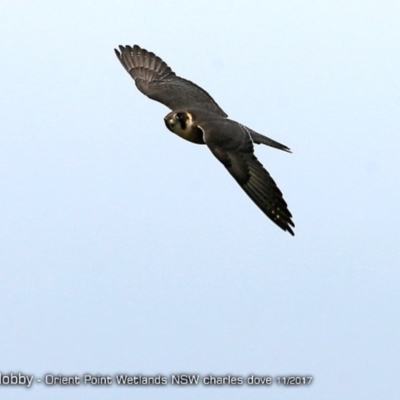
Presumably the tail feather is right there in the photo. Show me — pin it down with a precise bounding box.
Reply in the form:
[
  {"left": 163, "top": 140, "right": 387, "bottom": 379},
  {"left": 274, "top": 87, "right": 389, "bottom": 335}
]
[{"left": 245, "top": 127, "right": 292, "bottom": 153}]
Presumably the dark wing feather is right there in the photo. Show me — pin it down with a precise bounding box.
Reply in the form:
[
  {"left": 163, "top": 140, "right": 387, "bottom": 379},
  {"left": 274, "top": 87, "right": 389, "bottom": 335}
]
[
  {"left": 202, "top": 121, "right": 295, "bottom": 235},
  {"left": 237, "top": 152, "right": 294, "bottom": 235},
  {"left": 115, "top": 45, "right": 227, "bottom": 117}
]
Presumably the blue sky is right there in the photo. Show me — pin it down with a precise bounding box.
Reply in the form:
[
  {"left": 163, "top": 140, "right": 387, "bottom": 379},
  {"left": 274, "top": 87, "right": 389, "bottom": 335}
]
[{"left": 1, "top": 1, "right": 399, "bottom": 399}]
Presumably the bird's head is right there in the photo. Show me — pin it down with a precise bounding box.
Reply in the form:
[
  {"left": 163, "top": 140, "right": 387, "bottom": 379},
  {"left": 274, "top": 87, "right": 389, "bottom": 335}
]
[
  {"left": 164, "top": 110, "right": 205, "bottom": 144},
  {"left": 164, "top": 111, "right": 194, "bottom": 135}
]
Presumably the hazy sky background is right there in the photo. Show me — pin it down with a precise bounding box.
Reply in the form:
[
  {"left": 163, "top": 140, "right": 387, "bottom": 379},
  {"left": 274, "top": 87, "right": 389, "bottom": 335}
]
[{"left": 1, "top": 1, "right": 399, "bottom": 399}]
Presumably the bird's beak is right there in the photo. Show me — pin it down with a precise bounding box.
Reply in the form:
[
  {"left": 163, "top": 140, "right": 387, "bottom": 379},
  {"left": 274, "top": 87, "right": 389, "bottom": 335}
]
[{"left": 164, "top": 116, "right": 174, "bottom": 131}]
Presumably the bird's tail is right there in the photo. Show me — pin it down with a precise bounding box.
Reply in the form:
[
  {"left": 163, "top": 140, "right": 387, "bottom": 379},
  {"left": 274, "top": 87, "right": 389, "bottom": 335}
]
[{"left": 246, "top": 127, "right": 292, "bottom": 153}]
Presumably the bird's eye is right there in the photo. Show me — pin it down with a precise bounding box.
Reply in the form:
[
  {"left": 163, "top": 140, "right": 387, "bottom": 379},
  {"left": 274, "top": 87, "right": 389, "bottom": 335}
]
[{"left": 176, "top": 112, "right": 185, "bottom": 121}]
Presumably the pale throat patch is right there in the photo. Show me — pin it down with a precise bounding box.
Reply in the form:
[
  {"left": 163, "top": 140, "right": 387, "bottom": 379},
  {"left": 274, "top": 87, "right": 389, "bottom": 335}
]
[{"left": 184, "top": 111, "right": 194, "bottom": 126}]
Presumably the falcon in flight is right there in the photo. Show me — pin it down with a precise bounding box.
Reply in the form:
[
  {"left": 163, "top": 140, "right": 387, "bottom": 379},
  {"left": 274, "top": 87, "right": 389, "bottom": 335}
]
[{"left": 115, "top": 45, "right": 295, "bottom": 235}]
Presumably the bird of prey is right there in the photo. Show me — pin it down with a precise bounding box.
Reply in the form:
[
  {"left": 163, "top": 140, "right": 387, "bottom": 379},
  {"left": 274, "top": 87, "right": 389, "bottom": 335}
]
[{"left": 115, "top": 44, "right": 295, "bottom": 235}]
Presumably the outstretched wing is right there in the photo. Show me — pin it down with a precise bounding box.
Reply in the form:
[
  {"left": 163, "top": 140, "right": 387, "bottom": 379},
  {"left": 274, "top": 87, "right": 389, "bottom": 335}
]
[
  {"left": 115, "top": 45, "right": 227, "bottom": 118},
  {"left": 201, "top": 120, "right": 295, "bottom": 235}
]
